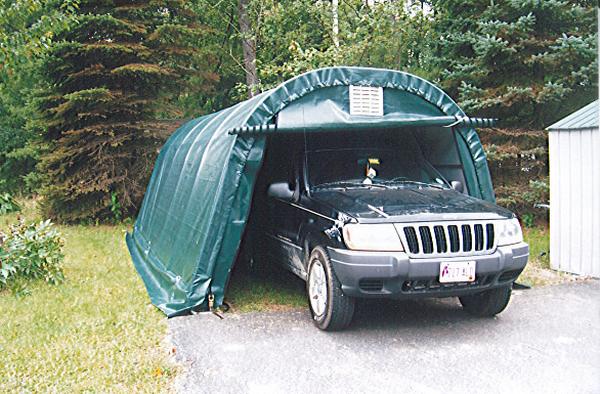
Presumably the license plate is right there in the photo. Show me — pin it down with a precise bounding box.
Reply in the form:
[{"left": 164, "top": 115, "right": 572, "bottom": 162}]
[{"left": 439, "top": 261, "right": 476, "bottom": 283}]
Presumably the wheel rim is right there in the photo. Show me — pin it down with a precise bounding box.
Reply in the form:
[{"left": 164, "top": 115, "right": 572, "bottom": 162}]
[{"left": 308, "top": 259, "right": 327, "bottom": 317}]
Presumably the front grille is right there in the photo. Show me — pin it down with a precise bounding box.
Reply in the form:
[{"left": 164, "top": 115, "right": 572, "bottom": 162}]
[{"left": 396, "top": 221, "right": 496, "bottom": 258}]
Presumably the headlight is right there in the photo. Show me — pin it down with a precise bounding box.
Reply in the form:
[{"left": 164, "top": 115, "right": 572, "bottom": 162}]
[
  {"left": 342, "top": 223, "right": 404, "bottom": 251},
  {"left": 496, "top": 218, "right": 523, "bottom": 246}
]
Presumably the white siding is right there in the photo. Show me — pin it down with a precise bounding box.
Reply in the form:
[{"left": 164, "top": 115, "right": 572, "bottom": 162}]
[{"left": 549, "top": 127, "right": 600, "bottom": 277}]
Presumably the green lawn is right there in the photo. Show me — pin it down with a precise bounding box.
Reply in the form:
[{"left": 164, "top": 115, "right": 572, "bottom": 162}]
[
  {"left": 523, "top": 227, "right": 550, "bottom": 269},
  {"left": 0, "top": 200, "right": 306, "bottom": 392},
  {"left": 226, "top": 261, "right": 306, "bottom": 313},
  {"left": 520, "top": 226, "right": 567, "bottom": 286},
  {"left": 0, "top": 202, "right": 176, "bottom": 392}
]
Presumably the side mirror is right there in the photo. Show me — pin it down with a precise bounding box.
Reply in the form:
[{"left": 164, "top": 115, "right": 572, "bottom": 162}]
[
  {"left": 267, "top": 182, "right": 294, "bottom": 201},
  {"left": 451, "top": 180, "right": 464, "bottom": 193}
]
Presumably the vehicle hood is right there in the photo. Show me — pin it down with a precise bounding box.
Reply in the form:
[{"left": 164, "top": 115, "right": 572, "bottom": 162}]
[{"left": 311, "top": 186, "right": 514, "bottom": 223}]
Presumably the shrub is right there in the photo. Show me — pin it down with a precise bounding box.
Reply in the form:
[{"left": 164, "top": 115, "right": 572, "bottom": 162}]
[
  {"left": 495, "top": 177, "right": 549, "bottom": 225},
  {"left": 0, "top": 193, "right": 21, "bottom": 215},
  {"left": 0, "top": 219, "right": 65, "bottom": 294},
  {"left": 479, "top": 128, "right": 549, "bottom": 225}
]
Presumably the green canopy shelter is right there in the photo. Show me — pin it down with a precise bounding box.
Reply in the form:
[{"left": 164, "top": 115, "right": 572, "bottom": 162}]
[{"left": 126, "top": 67, "right": 496, "bottom": 317}]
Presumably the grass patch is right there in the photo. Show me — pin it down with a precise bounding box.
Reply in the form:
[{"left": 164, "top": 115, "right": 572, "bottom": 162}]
[
  {"left": 0, "top": 201, "right": 176, "bottom": 392},
  {"left": 523, "top": 227, "right": 550, "bottom": 269},
  {"left": 226, "top": 262, "right": 306, "bottom": 313},
  {"left": 519, "top": 226, "right": 569, "bottom": 286}
]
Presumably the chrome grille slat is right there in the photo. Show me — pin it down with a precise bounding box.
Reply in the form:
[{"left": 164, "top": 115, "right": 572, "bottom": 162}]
[
  {"left": 395, "top": 221, "right": 497, "bottom": 259},
  {"left": 443, "top": 225, "right": 452, "bottom": 254},
  {"left": 482, "top": 224, "right": 487, "bottom": 250},
  {"left": 469, "top": 224, "right": 475, "bottom": 251},
  {"left": 429, "top": 224, "right": 436, "bottom": 252},
  {"left": 415, "top": 226, "right": 423, "bottom": 254}
]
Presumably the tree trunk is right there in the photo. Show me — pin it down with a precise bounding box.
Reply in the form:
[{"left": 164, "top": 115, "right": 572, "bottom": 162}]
[
  {"left": 238, "top": 0, "right": 258, "bottom": 97},
  {"left": 332, "top": 0, "right": 340, "bottom": 48}
]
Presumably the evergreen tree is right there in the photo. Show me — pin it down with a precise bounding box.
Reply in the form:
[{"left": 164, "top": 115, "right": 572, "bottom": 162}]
[
  {"left": 38, "top": 0, "right": 215, "bottom": 222},
  {"left": 433, "top": 0, "right": 597, "bottom": 128},
  {"left": 0, "top": 0, "right": 76, "bottom": 193}
]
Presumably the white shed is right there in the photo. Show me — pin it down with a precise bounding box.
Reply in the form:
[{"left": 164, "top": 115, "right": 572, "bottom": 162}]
[{"left": 547, "top": 100, "right": 600, "bottom": 278}]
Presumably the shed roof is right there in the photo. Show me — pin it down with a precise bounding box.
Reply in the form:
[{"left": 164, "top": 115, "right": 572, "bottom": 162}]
[{"left": 547, "top": 100, "right": 599, "bottom": 130}]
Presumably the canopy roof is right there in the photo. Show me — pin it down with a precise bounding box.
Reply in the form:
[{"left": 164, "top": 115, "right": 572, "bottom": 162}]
[{"left": 126, "top": 66, "right": 496, "bottom": 317}]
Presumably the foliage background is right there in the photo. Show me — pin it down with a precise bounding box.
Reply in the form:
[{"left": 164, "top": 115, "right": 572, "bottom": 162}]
[
  {"left": 0, "top": 0, "right": 597, "bottom": 222},
  {"left": 433, "top": 0, "right": 597, "bottom": 128}
]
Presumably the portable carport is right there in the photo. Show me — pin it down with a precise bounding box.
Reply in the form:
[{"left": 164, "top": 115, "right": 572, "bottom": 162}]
[{"left": 126, "top": 66, "right": 496, "bottom": 317}]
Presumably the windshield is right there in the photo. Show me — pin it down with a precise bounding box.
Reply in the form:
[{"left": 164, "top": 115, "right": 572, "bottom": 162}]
[{"left": 307, "top": 148, "right": 448, "bottom": 189}]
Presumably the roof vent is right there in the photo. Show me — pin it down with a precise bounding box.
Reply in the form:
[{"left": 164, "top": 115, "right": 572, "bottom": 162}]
[{"left": 349, "top": 85, "right": 383, "bottom": 116}]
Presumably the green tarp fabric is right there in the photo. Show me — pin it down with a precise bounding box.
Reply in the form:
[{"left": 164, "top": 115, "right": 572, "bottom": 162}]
[{"left": 126, "top": 66, "right": 495, "bottom": 317}]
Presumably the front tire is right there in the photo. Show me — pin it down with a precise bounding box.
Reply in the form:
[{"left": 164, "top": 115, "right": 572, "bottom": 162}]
[
  {"left": 307, "top": 246, "right": 355, "bottom": 331},
  {"left": 459, "top": 285, "right": 512, "bottom": 317}
]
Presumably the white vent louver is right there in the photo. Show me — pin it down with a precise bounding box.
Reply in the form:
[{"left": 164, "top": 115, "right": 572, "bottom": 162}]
[{"left": 349, "top": 85, "right": 383, "bottom": 116}]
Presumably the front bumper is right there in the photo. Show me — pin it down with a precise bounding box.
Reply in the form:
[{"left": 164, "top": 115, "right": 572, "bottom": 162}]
[{"left": 328, "top": 242, "right": 529, "bottom": 298}]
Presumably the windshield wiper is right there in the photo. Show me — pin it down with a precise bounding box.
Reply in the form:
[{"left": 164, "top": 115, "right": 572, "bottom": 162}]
[
  {"left": 380, "top": 180, "right": 447, "bottom": 190},
  {"left": 313, "top": 180, "right": 388, "bottom": 190}
]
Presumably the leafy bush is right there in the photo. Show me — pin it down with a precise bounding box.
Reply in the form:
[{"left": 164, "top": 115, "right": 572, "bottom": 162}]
[
  {"left": 0, "top": 193, "right": 21, "bottom": 215},
  {"left": 0, "top": 219, "right": 65, "bottom": 294}
]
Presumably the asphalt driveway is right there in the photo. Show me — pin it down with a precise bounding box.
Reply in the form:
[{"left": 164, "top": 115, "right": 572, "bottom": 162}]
[{"left": 169, "top": 281, "right": 600, "bottom": 394}]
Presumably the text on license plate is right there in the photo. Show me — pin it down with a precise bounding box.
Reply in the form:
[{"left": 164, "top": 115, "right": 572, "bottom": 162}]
[{"left": 439, "top": 261, "right": 476, "bottom": 283}]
